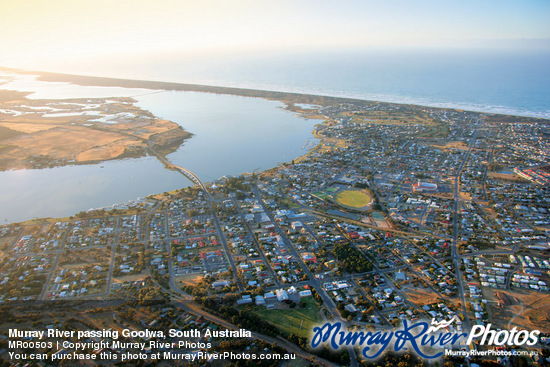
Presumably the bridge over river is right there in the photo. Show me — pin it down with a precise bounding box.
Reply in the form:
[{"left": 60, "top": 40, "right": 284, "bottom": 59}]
[
  {"left": 147, "top": 142, "right": 244, "bottom": 290},
  {"left": 147, "top": 141, "right": 210, "bottom": 197}
]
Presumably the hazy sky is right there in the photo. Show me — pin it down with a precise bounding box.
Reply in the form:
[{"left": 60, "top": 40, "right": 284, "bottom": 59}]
[{"left": 0, "top": 0, "right": 549, "bottom": 71}]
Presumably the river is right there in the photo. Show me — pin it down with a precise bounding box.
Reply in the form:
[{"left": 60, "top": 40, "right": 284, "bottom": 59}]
[{"left": 0, "top": 73, "right": 320, "bottom": 223}]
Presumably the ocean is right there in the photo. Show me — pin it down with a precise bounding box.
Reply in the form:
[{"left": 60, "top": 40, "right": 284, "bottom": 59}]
[
  {"left": 80, "top": 48, "right": 550, "bottom": 119},
  {"left": 1, "top": 47, "right": 549, "bottom": 223}
]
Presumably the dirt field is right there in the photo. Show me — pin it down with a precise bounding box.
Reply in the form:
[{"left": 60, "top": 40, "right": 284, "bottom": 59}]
[
  {"left": 122, "top": 119, "right": 180, "bottom": 139},
  {"left": 430, "top": 141, "right": 469, "bottom": 151},
  {"left": 0, "top": 235, "right": 16, "bottom": 252},
  {"left": 6, "top": 125, "right": 136, "bottom": 160},
  {"left": 373, "top": 219, "right": 390, "bottom": 229},
  {"left": 371, "top": 211, "right": 390, "bottom": 228},
  {"left": 401, "top": 284, "right": 442, "bottom": 306},
  {"left": 113, "top": 273, "right": 147, "bottom": 283},
  {"left": 458, "top": 192, "right": 473, "bottom": 200},
  {"left": 487, "top": 172, "right": 528, "bottom": 182},
  {"left": 0, "top": 122, "right": 57, "bottom": 133},
  {"left": 483, "top": 288, "right": 550, "bottom": 333},
  {"left": 0, "top": 95, "right": 190, "bottom": 170},
  {"left": 75, "top": 137, "right": 141, "bottom": 161},
  {"left": 174, "top": 273, "right": 203, "bottom": 287}
]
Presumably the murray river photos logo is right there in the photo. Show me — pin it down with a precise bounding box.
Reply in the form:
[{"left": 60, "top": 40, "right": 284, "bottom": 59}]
[{"left": 310, "top": 319, "right": 540, "bottom": 360}]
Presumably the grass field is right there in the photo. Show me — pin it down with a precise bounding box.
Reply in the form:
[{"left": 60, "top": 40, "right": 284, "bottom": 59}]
[
  {"left": 312, "top": 191, "right": 332, "bottom": 200},
  {"left": 280, "top": 198, "right": 301, "bottom": 209},
  {"left": 252, "top": 297, "right": 322, "bottom": 338},
  {"left": 415, "top": 122, "right": 449, "bottom": 138},
  {"left": 334, "top": 189, "right": 373, "bottom": 209}
]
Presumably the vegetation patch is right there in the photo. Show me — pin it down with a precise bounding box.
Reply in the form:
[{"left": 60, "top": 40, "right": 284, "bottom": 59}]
[{"left": 332, "top": 242, "right": 373, "bottom": 273}]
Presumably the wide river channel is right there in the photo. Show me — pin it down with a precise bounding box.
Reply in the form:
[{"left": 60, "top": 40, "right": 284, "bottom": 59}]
[{"left": 0, "top": 74, "right": 320, "bottom": 223}]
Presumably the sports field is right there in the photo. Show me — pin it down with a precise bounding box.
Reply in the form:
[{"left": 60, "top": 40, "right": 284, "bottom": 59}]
[
  {"left": 253, "top": 298, "right": 321, "bottom": 338},
  {"left": 334, "top": 189, "right": 373, "bottom": 209}
]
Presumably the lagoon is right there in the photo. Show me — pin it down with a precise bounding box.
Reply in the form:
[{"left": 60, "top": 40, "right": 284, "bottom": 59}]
[{"left": 0, "top": 76, "right": 319, "bottom": 223}]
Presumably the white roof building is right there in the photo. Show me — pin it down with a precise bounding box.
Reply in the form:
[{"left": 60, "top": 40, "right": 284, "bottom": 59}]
[{"left": 276, "top": 289, "right": 289, "bottom": 302}]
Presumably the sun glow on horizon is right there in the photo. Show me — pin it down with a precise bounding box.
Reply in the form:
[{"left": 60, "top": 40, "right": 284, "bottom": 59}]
[{"left": 0, "top": 0, "right": 549, "bottom": 73}]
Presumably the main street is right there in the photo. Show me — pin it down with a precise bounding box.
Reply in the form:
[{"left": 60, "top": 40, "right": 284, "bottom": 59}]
[
  {"left": 253, "top": 184, "right": 359, "bottom": 367},
  {"left": 38, "top": 224, "right": 73, "bottom": 301},
  {"left": 105, "top": 217, "right": 122, "bottom": 297},
  {"left": 232, "top": 197, "right": 281, "bottom": 288},
  {"left": 451, "top": 116, "right": 483, "bottom": 337}
]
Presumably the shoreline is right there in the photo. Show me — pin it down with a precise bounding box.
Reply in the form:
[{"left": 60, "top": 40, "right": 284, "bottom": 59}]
[
  {"left": 1, "top": 66, "right": 549, "bottom": 123},
  {"left": 0, "top": 67, "right": 548, "bottom": 224}
]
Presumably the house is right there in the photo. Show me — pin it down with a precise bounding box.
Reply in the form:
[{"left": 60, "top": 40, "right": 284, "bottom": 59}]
[
  {"left": 395, "top": 272, "right": 406, "bottom": 282},
  {"left": 237, "top": 297, "right": 253, "bottom": 305},
  {"left": 212, "top": 280, "right": 230, "bottom": 289},
  {"left": 299, "top": 290, "right": 312, "bottom": 297},
  {"left": 345, "top": 304, "right": 357, "bottom": 313}
]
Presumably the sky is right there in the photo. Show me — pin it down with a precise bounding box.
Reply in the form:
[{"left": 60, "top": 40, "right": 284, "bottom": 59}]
[{"left": 0, "top": 0, "right": 549, "bottom": 73}]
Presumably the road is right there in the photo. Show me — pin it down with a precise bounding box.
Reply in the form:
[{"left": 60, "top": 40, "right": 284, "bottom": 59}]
[
  {"left": 105, "top": 217, "right": 122, "bottom": 296},
  {"left": 38, "top": 225, "right": 71, "bottom": 300},
  {"left": 233, "top": 197, "right": 281, "bottom": 288},
  {"left": 252, "top": 184, "right": 359, "bottom": 367},
  {"left": 252, "top": 186, "right": 338, "bottom": 316},
  {"left": 450, "top": 116, "right": 483, "bottom": 337},
  {"left": 209, "top": 199, "right": 244, "bottom": 291}
]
